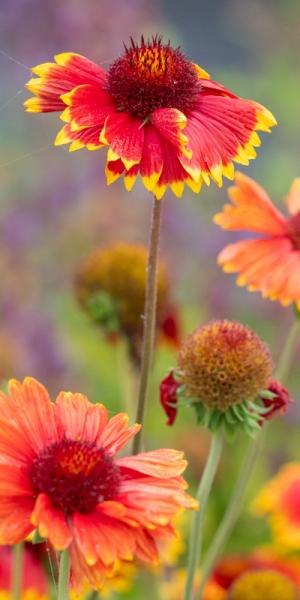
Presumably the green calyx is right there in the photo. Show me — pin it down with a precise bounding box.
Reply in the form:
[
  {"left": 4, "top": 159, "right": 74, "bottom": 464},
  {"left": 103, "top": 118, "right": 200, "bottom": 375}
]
[
  {"left": 86, "top": 291, "right": 120, "bottom": 333},
  {"left": 176, "top": 384, "right": 271, "bottom": 440}
]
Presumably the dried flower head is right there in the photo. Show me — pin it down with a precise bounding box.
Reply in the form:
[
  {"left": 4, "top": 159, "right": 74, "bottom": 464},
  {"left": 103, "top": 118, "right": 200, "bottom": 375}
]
[
  {"left": 161, "top": 320, "right": 273, "bottom": 436},
  {"left": 228, "top": 570, "right": 298, "bottom": 600},
  {"left": 0, "top": 377, "right": 197, "bottom": 590},
  {"left": 75, "top": 242, "right": 178, "bottom": 361},
  {"left": 24, "top": 37, "right": 276, "bottom": 199}
]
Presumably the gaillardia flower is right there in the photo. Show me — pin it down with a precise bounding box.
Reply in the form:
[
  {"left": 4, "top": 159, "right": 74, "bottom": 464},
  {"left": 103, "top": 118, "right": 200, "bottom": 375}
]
[
  {"left": 215, "top": 173, "right": 300, "bottom": 308},
  {"left": 0, "top": 546, "right": 48, "bottom": 598},
  {"left": 253, "top": 462, "right": 300, "bottom": 550},
  {"left": 24, "top": 36, "right": 276, "bottom": 199},
  {"left": 74, "top": 242, "right": 179, "bottom": 362},
  {"left": 228, "top": 570, "right": 298, "bottom": 600},
  {"left": 0, "top": 377, "right": 197, "bottom": 590},
  {"left": 160, "top": 320, "right": 274, "bottom": 436}
]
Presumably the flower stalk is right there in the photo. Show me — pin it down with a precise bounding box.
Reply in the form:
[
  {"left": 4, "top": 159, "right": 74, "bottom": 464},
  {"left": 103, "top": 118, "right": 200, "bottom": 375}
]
[
  {"left": 12, "top": 542, "right": 23, "bottom": 600},
  {"left": 133, "top": 195, "right": 163, "bottom": 454},
  {"left": 197, "top": 317, "right": 300, "bottom": 595},
  {"left": 184, "top": 430, "right": 223, "bottom": 600},
  {"left": 58, "top": 550, "right": 70, "bottom": 600}
]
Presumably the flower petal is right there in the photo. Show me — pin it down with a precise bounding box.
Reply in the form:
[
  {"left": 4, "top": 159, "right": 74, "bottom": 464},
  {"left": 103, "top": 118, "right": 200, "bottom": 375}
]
[
  {"left": 100, "top": 113, "right": 144, "bottom": 169},
  {"left": 139, "top": 125, "right": 163, "bottom": 191},
  {"left": 285, "top": 178, "right": 300, "bottom": 216},
  {"left": 153, "top": 140, "right": 191, "bottom": 199},
  {"left": 55, "top": 391, "right": 108, "bottom": 443},
  {"left": 60, "top": 84, "right": 115, "bottom": 130},
  {"left": 8, "top": 377, "right": 58, "bottom": 453},
  {"left": 0, "top": 498, "right": 34, "bottom": 544},
  {"left": 25, "top": 52, "right": 107, "bottom": 113},
  {"left": 150, "top": 108, "right": 190, "bottom": 157},
  {"left": 117, "top": 449, "right": 187, "bottom": 478},
  {"left": 214, "top": 172, "right": 287, "bottom": 236},
  {"left": 98, "top": 413, "right": 141, "bottom": 455},
  {"left": 55, "top": 123, "right": 104, "bottom": 151},
  {"left": 31, "top": 493, "right": 72, "bottom": 550}
]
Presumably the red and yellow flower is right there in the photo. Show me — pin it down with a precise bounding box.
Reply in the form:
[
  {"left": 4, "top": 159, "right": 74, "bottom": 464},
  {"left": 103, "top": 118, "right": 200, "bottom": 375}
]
[
  {"left": 0, "top": 546, "right": 48, "bottom": 598},
  {"left": 24, "top": 36, "right": 276, "bottom": 199},
  {"left": 215, "top": 173, "right": 300, "bottom": 308},
  {"left": 0, "top": 377, "right": 197, "bottom": 590},
  {"left": 253, "top": 463, "right": 300, "bottom": 550}
]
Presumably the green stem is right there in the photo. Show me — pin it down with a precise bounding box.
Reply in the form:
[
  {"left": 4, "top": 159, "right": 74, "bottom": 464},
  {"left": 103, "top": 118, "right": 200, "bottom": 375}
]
[
  {"left": 132, "top": 196, "right": 163, "bottom": 455},
  {"left": 12, "top": 543, "right": 23, "bottom": 600},
  {"left": 58, "top": 550, "right": 70, "bottom": 600},
  {"left": 197, "top": 317, "right": 300, "bottom": 596},
  {"left": 184, "top": 431, "right": 223, "bottom": 600}
]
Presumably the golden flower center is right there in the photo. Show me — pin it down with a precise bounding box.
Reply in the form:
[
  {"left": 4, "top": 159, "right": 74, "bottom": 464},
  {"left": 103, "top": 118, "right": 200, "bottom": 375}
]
[
  {"left": 106, "top": 36, "right": 201, "bottom": 118},
  {"left": 287, "top": 211, "right": 300, "bottom": 250},
  {"left": 30, "top": 439, "right": 120, "bottom": 516},
  {"left": 178, "top": 320, "right": 273, "bottom": 410},
  {"left": 229, "top": 569, "right": 297, "bottom": 600}
]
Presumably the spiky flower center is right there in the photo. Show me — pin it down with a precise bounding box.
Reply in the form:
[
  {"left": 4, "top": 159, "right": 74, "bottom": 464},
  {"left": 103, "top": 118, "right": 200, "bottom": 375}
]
[
  {"left": 30, "top": 439, "right": 120, "bottom": 516},
  {"left": 178, "top": 320, "right": 273, "bottom": 411},
  {"left": 229, "top": 569, "right": 297, "bottom": 600},
  {"left": 287, "top": 211, "right": 300, "bottom": 250},
  {"left": 106, "top": 36, "right": 201, "bottom": 119}
]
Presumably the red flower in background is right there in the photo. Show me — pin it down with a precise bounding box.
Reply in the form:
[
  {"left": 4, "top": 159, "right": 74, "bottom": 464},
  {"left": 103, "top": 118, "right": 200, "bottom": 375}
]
[
  {"left": 260, "top": 380, "right": 292, "bottom": 422},
  {"left": 25, "top": 36, "right": 276, "bottom": 199},
  {"left": 0, "top": 546, "right": 48, "bottom": 595}
]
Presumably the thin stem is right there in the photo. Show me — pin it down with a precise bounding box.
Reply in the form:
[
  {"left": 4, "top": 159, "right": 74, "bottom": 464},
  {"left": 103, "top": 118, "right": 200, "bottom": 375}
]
[
  {"left": 57, "top": 550, "right": 70, "bottom": 600},
  {"left": 275, "top": 318, "right": 300, "bottom": 382},
  {"left": 184, "top": 431, "right": 223, "bottom": 600},
  {"left": 12, "top": 542, "right": 23, "bottom": 600},
  {"left": 132, "top": 196, "right": 163, "bottom": 454},
  {"left": 197, "top": 317, "right": 300, "bottom": 596}
]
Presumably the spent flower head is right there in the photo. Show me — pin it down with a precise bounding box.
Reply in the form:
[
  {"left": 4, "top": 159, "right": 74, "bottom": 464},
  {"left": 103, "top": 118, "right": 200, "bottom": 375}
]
[
  {"left": 24, "top": 36, "right": 276, "bottom": 199},
  {"left": 160, "top": 320, "right": 275, "bottom": 437},
  {"left": 75, "top": 241, "right": 178, "bottom": 361}
]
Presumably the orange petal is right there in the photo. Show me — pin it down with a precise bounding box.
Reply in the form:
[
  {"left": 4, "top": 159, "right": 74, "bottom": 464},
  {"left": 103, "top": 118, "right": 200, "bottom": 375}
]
[
  {"left": 214, "top": 172, "right": 287, "bottom": 236},
  {"left": 99, "top": 413, "right": 141, "bottom": 455},
  {"left": 31, "top": 493, "right": 72, "bottom": 550},
  {"left": 55, "top": 391, "right": 108, "bottom": 443},
  {"left": 0, "top": 498, "right": 34, "bottom": 544},
  {"left": 117, "top": 449, "right": 187, "bottom": 478},
  {"left": 285, "top": 178, "right": 300, "bottom": 216}
]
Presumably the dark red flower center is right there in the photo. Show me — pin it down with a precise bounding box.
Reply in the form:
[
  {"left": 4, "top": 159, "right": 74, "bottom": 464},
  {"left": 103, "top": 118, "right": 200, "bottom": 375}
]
[
  {"left": 106, "top": 36, "right": 201, "bottom": 119},
  {"left": 287, "top": 211, "right": 300, "bottom": 250},
  {"left": 29, "top": 439, "right": 120, "bottom": 516}
]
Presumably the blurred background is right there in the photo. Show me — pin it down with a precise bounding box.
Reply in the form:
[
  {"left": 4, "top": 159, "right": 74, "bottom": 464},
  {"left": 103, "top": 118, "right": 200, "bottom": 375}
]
[{"left": 1, "top": 0, "right": 300, "bottom": 567}]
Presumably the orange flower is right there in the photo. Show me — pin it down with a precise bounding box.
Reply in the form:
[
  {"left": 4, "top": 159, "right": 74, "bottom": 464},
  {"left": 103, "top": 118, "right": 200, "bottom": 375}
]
[
  {"left": 253, "top": 463, "right": 300, "bottom": 550},
  {"left": 24, "top": 36, "right": 276, "bottom": 199},
  {"left": 0, "top": 377, "right": 197, "bottom": 590},
  {"left": 215, "top": 173, "right": 300, "bottom": 308}
]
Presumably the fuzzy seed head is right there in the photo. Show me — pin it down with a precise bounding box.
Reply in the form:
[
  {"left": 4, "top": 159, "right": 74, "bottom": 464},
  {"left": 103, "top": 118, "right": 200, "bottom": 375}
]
[{"left": 178, "top": 320, "right": 273, "bottom": 411}]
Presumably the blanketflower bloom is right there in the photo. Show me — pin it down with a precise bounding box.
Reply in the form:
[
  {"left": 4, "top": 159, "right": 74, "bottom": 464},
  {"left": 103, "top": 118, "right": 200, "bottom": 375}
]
[
  {"left": 0, "top": 377, "right": 197, "bottom": 590},
  {"left": 214, "top": 173, "right": 300, "bottom": 308},
  {"left": 259, "top": 380, "right": 292, "bottom": 422},
  {"left": 74, "top": 242, "right": 180, "bottom": 363},
  {"left": 253, "top": 462, "right": 300, "bottom": 550},
  {"left": 24, "top": 36, "right": 276, "bottom": 199},
  {"left": 160, "top": 320, "right": 274, "bottom": 436}
]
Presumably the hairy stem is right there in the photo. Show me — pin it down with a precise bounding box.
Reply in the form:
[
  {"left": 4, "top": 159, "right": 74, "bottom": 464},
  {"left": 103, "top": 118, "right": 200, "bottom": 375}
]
[
  {"left": 57, "top": 550, "right": 70, "bottom": 600},
  {"left": 132, "top": 196, "right": 163, "bottom": 454},
  {"left": 184, "top": 431, "right": 223, "bottom": 600},
  {"left": 12, "top": 543, "right": 23, "bottom": 600}
]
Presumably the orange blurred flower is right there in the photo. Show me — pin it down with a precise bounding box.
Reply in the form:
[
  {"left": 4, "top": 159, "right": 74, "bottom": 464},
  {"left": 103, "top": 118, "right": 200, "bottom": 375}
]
[
  {"left": 215, "top": 173, "right": 300, "bottom": 308},
  {"left": 0, "top": 377, "right": 197, "bottom": 590},
  {"left": 253, "top": 463, "right": 300, "bottom": 550},
  {"left": 24, "top": 36, "right": 275, "bottom": 199}
]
